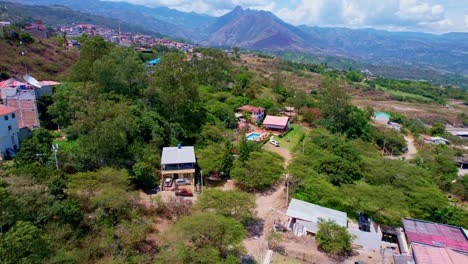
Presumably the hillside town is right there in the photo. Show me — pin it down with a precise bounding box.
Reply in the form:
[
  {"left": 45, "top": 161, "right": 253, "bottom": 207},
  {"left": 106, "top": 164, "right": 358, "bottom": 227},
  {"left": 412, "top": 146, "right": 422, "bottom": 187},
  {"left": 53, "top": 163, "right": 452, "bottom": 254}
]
[{"left": 0, "top": 4, "right": 467, "bottom": 264}]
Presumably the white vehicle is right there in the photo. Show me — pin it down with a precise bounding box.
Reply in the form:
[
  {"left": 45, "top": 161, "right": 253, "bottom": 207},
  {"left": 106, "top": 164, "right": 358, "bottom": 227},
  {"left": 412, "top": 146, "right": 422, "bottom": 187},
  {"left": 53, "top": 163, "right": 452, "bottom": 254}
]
[
  {"left": 269, "top": 139, "right": 280, "bottom": 147},
  {"left": 175, "top": 178, "right": 191, "bottom": 186},
  {"left": 164, "top": 177, "right": 173, "bottom": 187}
]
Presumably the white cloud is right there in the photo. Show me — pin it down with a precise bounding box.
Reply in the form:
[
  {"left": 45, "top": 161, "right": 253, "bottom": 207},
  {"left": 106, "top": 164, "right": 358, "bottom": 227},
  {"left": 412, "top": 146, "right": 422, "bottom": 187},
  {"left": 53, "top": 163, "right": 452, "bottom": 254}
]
[{"left": 104, "top": 0, "right": 468, "bottom": 33}]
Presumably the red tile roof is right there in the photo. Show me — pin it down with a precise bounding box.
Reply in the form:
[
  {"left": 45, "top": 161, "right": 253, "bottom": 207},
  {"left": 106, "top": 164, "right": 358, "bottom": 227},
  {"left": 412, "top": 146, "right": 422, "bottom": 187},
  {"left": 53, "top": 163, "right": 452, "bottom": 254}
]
[
  {"left": 403, "top": 218, "right": 468, "bottom": 253},
  {"left": 263, "top": 115, "right": 289, "bottom": 128},
  {"left": 412, "top": 243, "right": 468, "bottom": 264},
  {"left": 0, "top": 105, "right": 17, "bottom": 116},
  {"left": 39, "top": 80, "right": 60, "bottom": 86},
  {"left": 0, "top": 79, "right": 26, "bottom": 88},
  {"left": 237, "top": 105, "right": 265, "bottom": 114}
]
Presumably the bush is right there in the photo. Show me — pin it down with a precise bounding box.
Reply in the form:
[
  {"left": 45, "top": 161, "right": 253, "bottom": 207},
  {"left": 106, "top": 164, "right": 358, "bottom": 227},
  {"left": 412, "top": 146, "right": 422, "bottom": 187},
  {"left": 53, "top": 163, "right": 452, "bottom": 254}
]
[{"left": 316, "top": 219, "right": 354, "bottom": 255}]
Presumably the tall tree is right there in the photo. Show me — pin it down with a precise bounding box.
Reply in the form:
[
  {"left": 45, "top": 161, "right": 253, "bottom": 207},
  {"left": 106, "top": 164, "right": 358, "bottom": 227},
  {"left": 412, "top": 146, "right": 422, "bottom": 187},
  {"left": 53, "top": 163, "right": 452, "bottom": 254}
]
[{"left": 318, "top": 78, "right": 349, "bottom": 134}]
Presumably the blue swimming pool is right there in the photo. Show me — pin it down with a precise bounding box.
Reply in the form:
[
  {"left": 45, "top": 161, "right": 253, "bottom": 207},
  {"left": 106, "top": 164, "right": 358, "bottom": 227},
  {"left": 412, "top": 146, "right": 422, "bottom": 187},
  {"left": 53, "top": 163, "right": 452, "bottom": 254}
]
[{"left": 246, "top": 133, "right": 261, "bottom": 141}]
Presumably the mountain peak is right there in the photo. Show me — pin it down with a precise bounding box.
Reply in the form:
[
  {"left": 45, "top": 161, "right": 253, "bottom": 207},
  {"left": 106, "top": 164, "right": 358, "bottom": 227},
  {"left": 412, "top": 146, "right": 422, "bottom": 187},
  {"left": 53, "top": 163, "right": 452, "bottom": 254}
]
[{"left": 232, "top": 5, "right": 244, "bottom": 12}]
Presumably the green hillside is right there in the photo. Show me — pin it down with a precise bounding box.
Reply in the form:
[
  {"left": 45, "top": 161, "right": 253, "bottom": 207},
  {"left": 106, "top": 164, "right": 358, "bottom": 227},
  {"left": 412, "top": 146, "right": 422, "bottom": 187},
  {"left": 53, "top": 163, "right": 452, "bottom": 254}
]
[{"left": 0, "top": 1, "right": 159, "bottom": 36}]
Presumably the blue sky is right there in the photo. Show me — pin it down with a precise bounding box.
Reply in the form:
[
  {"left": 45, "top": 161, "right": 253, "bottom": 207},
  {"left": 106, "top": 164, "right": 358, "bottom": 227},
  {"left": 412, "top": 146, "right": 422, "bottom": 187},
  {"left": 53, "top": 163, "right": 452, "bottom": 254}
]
[{"left": 106, "top": 0, "right": 468, "bottom": 33}]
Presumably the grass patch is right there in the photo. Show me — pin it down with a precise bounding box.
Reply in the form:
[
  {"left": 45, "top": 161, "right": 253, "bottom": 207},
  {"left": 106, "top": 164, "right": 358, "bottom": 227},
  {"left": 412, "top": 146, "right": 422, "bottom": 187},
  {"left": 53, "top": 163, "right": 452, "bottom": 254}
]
[{"left": 275, "top": 124, "right": 309, "bottom": 152}]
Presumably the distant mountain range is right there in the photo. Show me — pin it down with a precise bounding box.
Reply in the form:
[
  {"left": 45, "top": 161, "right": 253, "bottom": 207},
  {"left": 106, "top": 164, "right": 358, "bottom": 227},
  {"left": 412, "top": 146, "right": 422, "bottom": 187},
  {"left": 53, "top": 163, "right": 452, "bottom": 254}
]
[
  {"left": 0, "top": 1, "right": 157, "bottom": 35},
  {"left": 8, "top": 0, "right": 468, "bottom": 85}
]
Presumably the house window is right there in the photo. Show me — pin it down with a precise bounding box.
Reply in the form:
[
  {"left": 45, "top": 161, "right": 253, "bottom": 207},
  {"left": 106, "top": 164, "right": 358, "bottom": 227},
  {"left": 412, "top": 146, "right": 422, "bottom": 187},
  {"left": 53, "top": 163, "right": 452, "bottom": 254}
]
[
  {"left": 11, "top": 113, "right": 15, "bottom": 118},
  {"left": 8, "top": 125, "right": 11, "bottom": 131},
  {"left": 4, "top": 116, "right": 8, "bottom": 121}
]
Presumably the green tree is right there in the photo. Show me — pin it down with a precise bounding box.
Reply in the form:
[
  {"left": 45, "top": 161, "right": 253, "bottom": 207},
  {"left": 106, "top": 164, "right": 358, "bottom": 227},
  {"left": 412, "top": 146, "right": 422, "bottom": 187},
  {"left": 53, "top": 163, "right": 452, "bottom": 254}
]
[
  {"left": 70, "top": 36, "right": 111, "bottom": 81},
  {"left": 430, "top": 122, "right": 446, "bottom": 136},
  {"left": 67, "top": 168, "right": 135, "bottom": 223},
  {"left": 231, "top": 151, "right": 284, "bottom": 191},
  {"left": 150, "top": 52, "right": 205, "bottom": 138},
  {"left": 15, "top": 128, "right": 53, "bottom": 165},
  {"left": 195, "top": 189, "right": 255, "bottom": 223},
  {"left": 0, "top": 188, "right": 19, "bottom": 232},
  {"left": 92, "top": 47, "right": 147, "bottom": 96},
  {"left": 197, "top": 143, "right": 224, "bottom": 174},
  {"left": 0, "top": 221, "right": 52, "bottom": 263},
  {"left": 221, "top": 139, "right": 235, "bottom": 174},
  {"left": 157, "top": 213, "right": 246, "bottom": 263},
  {"left": 316, "top": 219, "right": 354, "bottom": 255}
]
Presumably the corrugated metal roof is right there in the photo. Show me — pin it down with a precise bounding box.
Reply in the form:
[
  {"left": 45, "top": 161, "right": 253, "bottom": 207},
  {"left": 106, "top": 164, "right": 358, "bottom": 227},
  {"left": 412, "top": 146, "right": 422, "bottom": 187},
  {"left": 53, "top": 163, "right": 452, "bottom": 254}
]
[
  {"left": 161, "top": 146, "right": 196, "bottom": 165},
  {"left": 286, "top": 199, "right": 347, "bottom": 227},
  {"left": 412, "top": 244, "right": 468, "bottom": 264},
  {"left": 393, "top": 255, "right": 415, "bottom": 264},
  {"left": 403, "top": 218, "right": 468, "bottom": 253}
]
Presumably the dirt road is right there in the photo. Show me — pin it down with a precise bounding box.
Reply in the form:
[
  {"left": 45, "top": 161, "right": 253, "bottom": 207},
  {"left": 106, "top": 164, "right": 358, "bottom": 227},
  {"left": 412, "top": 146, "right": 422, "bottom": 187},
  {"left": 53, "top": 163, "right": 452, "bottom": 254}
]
[
  {"left": 402, "top": 134, "right": 418, "bottom": 160},
  {"left": 243, "top": 144, "right": 293, "bottom": 261}
]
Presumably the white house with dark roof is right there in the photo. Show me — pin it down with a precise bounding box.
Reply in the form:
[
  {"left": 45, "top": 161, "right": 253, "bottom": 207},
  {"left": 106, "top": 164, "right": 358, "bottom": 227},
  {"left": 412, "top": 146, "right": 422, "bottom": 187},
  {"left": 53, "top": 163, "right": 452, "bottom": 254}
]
[{"left": 160, "top": 145, "right": 196, "bottom": 191}]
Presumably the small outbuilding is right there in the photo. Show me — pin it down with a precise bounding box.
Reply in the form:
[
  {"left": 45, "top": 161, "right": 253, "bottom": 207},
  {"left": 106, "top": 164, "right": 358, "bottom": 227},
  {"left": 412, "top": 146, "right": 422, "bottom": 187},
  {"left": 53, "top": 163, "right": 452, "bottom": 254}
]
[
  {"left": 374, "top": 112, "right": 391, "bottom": 125},
  {"left": 286, "top": 198, "right": 347, "bottom": 236}
]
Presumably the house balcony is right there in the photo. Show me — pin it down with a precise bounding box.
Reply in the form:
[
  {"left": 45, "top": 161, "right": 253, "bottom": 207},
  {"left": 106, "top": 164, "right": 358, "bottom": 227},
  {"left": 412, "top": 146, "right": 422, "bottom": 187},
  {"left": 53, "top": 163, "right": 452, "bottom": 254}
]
[{"left": 161, "top": 163, "right": 195, "bottom": 175}]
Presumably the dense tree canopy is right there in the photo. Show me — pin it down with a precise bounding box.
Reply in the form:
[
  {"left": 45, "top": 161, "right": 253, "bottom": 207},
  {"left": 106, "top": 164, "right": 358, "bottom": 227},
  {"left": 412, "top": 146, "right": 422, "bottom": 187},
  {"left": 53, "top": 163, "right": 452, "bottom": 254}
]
[{"left": 231, "top": 151, "right": 284, "bottom": 191}]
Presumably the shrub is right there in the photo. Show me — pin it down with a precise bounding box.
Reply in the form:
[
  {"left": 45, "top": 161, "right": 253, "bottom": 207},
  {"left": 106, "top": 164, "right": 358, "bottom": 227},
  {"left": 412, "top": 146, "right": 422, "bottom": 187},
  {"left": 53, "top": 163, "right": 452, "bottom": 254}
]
[{"left": 316, "top": 219, "right": 354, "bottom": 255}]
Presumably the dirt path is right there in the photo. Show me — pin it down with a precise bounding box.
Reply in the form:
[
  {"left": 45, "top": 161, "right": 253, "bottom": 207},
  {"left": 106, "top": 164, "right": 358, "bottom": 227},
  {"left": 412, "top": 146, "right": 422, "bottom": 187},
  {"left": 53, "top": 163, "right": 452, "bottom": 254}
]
[
  {"left": 402, "top": 134, "right": 418, "bottom": 160},
  {"left": 263, "top": 143, "right": 293, "bottom": 166},
  {"left": 243, "top": 144, "right": 293, "bottom": 261}
]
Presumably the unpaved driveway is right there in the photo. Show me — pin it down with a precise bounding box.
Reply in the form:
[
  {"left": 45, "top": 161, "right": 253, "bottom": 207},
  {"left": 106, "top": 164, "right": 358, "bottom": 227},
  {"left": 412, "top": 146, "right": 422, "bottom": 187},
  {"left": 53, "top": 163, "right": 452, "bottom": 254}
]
[
  {"left": 243, "top": 144, "right": 293, "bottom": 261},
  {"left": 402, "top": 134, "right": 418, "bottom": 160}
]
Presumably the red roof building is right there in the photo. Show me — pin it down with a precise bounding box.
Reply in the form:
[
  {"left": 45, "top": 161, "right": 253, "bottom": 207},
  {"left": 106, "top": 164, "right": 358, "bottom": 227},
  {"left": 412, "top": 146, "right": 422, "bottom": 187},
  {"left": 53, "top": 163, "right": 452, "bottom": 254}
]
[
  {"left": 237, "top": 105, "right": 265, "bottom": 114},
  {"left": 0, "top": 79, "right": 26, "bottom": 89},
  {"left": 403, "top": 218, "right": 468, "bottom": 253},
  {"left": 0, "top": 105, "right": 17, "bottom": 116},
  {"left": 237, "top": 105, "right": 265, "bottom": 122},
  {"left": 25, "top": 20, "right": 50, "bottom": 39},
  {"left": 412, "top": 243, "right": 468, "bottom": 264}
]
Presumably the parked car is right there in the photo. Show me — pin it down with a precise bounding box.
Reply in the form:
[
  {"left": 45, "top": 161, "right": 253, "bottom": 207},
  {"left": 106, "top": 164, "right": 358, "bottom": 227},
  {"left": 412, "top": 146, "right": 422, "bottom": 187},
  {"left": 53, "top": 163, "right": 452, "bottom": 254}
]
[
  {"left": 175, "top": 188, "right": 193, "bottom": 197},
  {"left": 175, "top": 178, "right": 191, "bottom": 186},
  {"left": 269, "top": 139, "right": 280, "bottom": 147},
  {"left": 164, "top": 177, "right": 173, "bottom": 187},
  {"left": 358, "top": 213, "right": 371, "bottom": 232}
]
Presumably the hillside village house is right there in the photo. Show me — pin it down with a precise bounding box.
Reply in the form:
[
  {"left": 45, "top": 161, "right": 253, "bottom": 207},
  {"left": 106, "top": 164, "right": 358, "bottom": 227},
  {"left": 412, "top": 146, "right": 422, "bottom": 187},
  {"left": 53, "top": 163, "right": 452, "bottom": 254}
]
[
  {"left": 420, "top": 134, "right": 450, "bottom": 145},
  {"left": 0, "top": 76, "right": 59, "bottom": 129},
  {"left": 286, "top": 199, "right": 382, "bottom": 250},
  {"left": 373, "top": 112, "right": 391, "bottom": 125},
  {"left": 263, "top": 115, "right": 290, "bottom": 133},
  {"left": 237, "top": 105, "right": 265, "bottom": 122},
  {"left": 160, "top": 145, "right": 196, "bottom": 191},
  {"left": 392, "top": 218, "right": 468, "bottom": 264},
  {"left": 25, "top": 20, "right": 51, "bottom": 39},
  {"left": 0, "top": 105, "right": 19, "bottom": 160}
]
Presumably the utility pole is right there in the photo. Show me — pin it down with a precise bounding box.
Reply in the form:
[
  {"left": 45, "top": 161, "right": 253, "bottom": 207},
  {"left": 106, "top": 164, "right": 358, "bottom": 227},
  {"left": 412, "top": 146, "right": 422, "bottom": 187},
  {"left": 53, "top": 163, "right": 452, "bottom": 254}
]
[
  {"left": 200, "top": 170, "right": 203, "bottom": 193},
  {"left": 52, "top": 143, "right": 59, "bottom": 171}
]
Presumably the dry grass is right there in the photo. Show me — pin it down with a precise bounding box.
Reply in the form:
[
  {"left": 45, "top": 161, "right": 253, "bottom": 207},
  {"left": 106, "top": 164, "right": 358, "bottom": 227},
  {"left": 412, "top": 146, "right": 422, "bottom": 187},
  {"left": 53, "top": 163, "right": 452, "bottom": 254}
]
[
  {"left": 0, "top": 38, "right": 79, "bottom": 80},
  {"left": 234, "top": 55, "right": 324, "bottom": 92}
]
